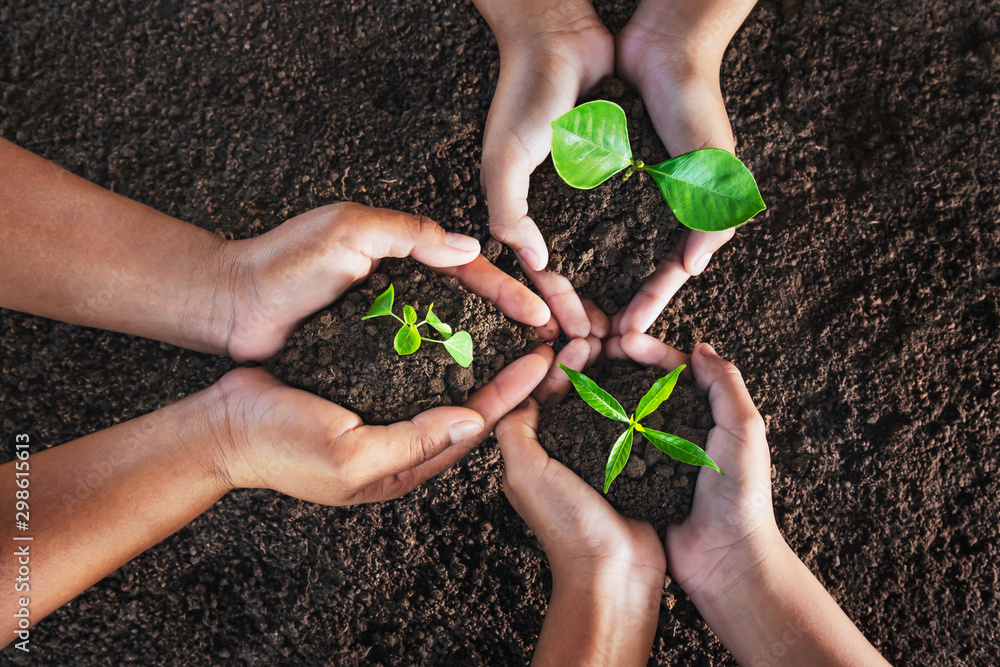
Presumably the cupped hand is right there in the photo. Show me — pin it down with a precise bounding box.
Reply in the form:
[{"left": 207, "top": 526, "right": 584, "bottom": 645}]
[
  {"left": 219, "top": 202, "right": 551, "bottom": 363},
  {"left": 610, "top": 332, "right": 780, "bottom": 598},
  {"left": 613, "top": 0, "right": 758, "bottom": 334},
  {"left": 474, "top": 0, "right": 614, "bottom": 340},
  {"left": 496, "top": 397, "right": 665, "bottom": 587},
  {"left": 210, "top": 345, "right": 554, "bottom": 505}
]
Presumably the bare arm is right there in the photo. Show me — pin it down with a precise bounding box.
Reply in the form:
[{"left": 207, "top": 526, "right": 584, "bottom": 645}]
[{"left": 0, "top": 138, "right": 233, "bottom": 354}]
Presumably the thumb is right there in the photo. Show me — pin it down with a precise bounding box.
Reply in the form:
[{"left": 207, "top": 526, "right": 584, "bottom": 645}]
[
  {"left": 354, "top": 406, "right": 486, "bottom": 482},
  {"left": 495, "top": 398, "right": 549, "bottom": 497},
  {"left": 690, "top": 343, "right": 764, "bottom": 441},
  {"left": 337, "top": 204, "right": 481, "bottom": 267}
]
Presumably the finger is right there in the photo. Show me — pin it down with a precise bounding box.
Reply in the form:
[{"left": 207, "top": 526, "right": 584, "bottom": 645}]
[
  {"left": 390, "top": 345, "right": 555, "bottom": 489},
  {"left": 683, "top": 228, "right": 736, "bottom": 276},
  {"left": 480, "top": 138, "right": 548, "bottom": 270},
  {"left": 336, "top": 203, "right": 481, "bottom": 267},
  {"left": 343, "top": 406, "right": 485, "bottom": 484},
  {"left": 582, "top": 299, "right": 610, "bottom": 339},
  {"left": 533, "top": 338, "right": 593, "bottom": 406},
  {"left": 495, "top": 398, "right": 549, "bottom": 509},
  {"left": 616, "top": 233, "right": 690, "bottom": 334},
  {"left": 619, "top": 332, "right": 691, "bottom": 375},
  {"left": 604, "top": 335, "right": 626, "bottom": 360},
  {"left": 537, "top": 314, "right": 561, "bottom": 342},
  {"left": 690, "top": 342, "right": 765, "bottom": 439},
  {"left": 584, "top": 334, "right": 602, "bottom": 368},
  {"left": 438, "top": 255, "right": 550, "bottom": 328},
  {"left": 521, "top": 259, "right": 591, "bottom": 339}
]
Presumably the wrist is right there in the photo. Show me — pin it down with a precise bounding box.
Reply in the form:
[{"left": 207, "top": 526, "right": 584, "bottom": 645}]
[
  {"left": 164, "top": 381, "right": 239, "bottom": 497},
  {"left": 482, "top": 0, "right": 603, "bottom": 53},
  {"left": 682, "top": 524, "right": 790, "bottom": 614}
]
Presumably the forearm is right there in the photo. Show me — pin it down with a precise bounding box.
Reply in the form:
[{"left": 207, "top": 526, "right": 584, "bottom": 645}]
[
  {"left": 534, "top": 568, "right": 662, "bottom": 666},
  {"left": 0, "top": 139, "right": 235, "bottom": 354},
  {"left": 691, "top": 540, "right": 888, "bottom": 666},
  {"left": 0, "top": 384, "right": 233, "bottom": 637}
]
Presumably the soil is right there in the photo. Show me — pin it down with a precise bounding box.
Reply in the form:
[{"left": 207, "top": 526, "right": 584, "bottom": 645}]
[
  {"left": 534, "top": 78, "right": 681, "bottom": 312},
  {"left": 538, "top": 365, "right": 711, "bottom": 532},
  {"left": 264, "top": 260, "right": 542, "bottom": 423},
  {"left": 2, "top": 0, "right": 1000, "bottom": 665}
]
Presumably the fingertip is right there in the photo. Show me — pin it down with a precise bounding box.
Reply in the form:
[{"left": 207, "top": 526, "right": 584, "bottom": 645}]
[
  {"left": 531, "top": 343, "right": 557, "bottom": 367},
  {"left": 604, "top": 335, "right": 626, "bottom": 360},
  {"left": 443, "top": 232, "right": 482, "bottom": 254},
  {"left": 537, "top": 316, "right": 561, "bottom": 341}
]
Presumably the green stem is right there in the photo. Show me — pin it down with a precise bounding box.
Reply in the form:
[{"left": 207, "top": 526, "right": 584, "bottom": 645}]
[{"left": 621, "top": 159, "right": 645, "bottom": 183}]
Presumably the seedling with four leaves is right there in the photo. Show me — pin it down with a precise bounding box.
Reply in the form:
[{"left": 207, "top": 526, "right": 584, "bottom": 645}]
[
  {"left": 363, "top": 284, "right": 474, "bottom": 368},
  {"left": 558, "top": 363, "right": 722, "bottom": 493},
  {"left": 550, "top": 100, "right": 765, "bottom": 232}
]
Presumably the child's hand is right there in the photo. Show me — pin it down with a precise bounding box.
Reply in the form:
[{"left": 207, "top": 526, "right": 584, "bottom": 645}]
[
  {"left": 221, "top": 203, "right": 551, "bottom": 362},
  {"left": 496, "top": 395, "right": 664, "bottom": 665},
  {"left": 614, "top": 0, "right": 758, "bottom": 334},
  {"left": 472, "top": 0, "right": 614, "bottom": 340},
  {"left": 611, "top": 333, "right": 779, "bottom": 596},
  {"left": 211, "top": 345, "right": 553, "bottom": 505}
]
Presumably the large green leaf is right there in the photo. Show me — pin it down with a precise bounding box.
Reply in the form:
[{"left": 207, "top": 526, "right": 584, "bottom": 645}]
[
  {"left": 551, "top": 100, "right": 633, "bottom": 189},
  {"left": 641, "top": 428, "right": 722, "bottom": 474},
  {"left": 642, "top": 148, "right": 765, "bottom": 232},
  {"left": 425, "top": 304, "right": 453, "bottom": 338},
  {"left": 442, "top": 331, "right": 473, "bottom": 367},
  {"left": 362, "top": 284, "right": 395, "bottom": 320},
  {"left": 394, "top": 325, "right": 421, "bottom": 355},
  {"left": 557, "top": 364, "right": 629, "bottom": 423},
  {"left": 635, "top": 365, "right": 686, "bottom": 422},
  {"left": 604, "top": 426, "right": 635, "bottom": 493}
]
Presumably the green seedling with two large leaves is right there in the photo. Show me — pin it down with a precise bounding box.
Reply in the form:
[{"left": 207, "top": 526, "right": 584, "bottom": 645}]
[
  {"left": 558, "top": 363, "right": 722, "bottom": 493},
  {"left": 550, "top": 100, "right": 765, "bottom": 231},
  {"left": 363, "top": 284, "right": 474, "bottom": 368}
]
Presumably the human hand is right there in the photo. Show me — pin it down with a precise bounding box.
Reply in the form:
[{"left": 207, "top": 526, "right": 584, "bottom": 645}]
[
  {"left": 610, "top": 332, "right": 779, "bottom": 597},
  {"left": 210, "top": 345, "right": 554, "bottom": 505},
  {"left": 614, "top": 0, "right": 758, "bottom": 334},
  {"left": 497, "top": 395, "right": 664, "bottom": 665},
  {"left": 473, "top": 0, "right": 614, "bottom": 340},
  {"left": 219, "top": 202, "right": 551, "bottom": 362}
]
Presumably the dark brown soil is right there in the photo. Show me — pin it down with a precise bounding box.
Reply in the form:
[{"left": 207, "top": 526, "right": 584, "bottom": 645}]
[
  {"left": 534, "top": 78, "right": 681, "bottom": 312},
  {"left": 538, "top": 364, "right": 711, "bottom": 533},
  {"left": 2, "top": 0, "right": 999, "bottom": 665}
]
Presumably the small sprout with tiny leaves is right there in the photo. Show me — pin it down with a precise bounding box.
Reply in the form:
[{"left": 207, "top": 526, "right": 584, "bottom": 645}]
[
  {"left": 362, "top": 284, "right": 474, "bottom": 367},
  {"left": 550, "top": 100, "right": 765, "bottom": 232},
  {"left": 558, "top": 363, "right": 722, "bottom": 493}
]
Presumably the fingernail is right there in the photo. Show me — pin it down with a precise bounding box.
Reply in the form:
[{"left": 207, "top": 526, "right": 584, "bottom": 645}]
[
  {"left": 518, "top": 247, "right": 541, "bottom": 271},
  {"left": 692, "top": 252, "right": 712, "bottom": 275},
  {"left": 449, "top": 420, "right": 482, "bottom": 443},
  {"left": 700, "top": 342, "right": 717, "bottom": 356},
  {"left": 445, "top": 233, "right": 481, "bottom": 252}
]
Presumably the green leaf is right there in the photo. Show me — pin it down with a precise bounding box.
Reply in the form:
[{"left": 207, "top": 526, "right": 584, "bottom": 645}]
[
  {"left": 362, "top": 284, "right": 395, "bottom": 320},
  {"left": 641, "top": 148, "right": 765, "bottom": 232},
  {"left": 403, "top": 304, "right": 417, "bottom": 325},
  {"left": 551, "top": 100, "right": 633, "bottom": 189},
  {"left": 557, "top": 364, "right": 629, "bottom": 423},
  {"left": 635, "top": 365, "right": 686, "bottom": 422},
  {"left": 641, "top": 428, "right": 722, "bottom": 475},
  {"left": 394, "top": 325, "right": 421, "bottom": 355},
  {"left": 442, "top": 331, "right": 473, "bottom": 367},
  {"left": 604, "top": 426, "right": 635, "bottom": 493},
  {"left": 425, "top": 304, "right": 453, "bottom": 338}
]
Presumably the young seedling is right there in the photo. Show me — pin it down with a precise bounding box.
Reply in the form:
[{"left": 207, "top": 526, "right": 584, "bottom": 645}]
[
  {"left": 362, "top": 284, "right": 474, "bottom": 368},
  {"left": 550, "top": 100, "right": 765, "bottom": 232},
  {"left": 558, "top": 363, "right": 722, "bottom": 493}
]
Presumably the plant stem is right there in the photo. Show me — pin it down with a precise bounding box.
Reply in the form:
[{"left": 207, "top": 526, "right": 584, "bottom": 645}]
[{"left": 621, "top": 159, "right": 645, "bottom": 182}]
